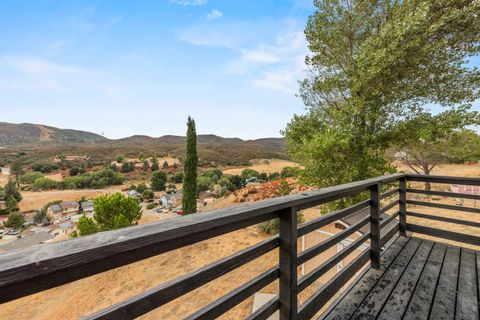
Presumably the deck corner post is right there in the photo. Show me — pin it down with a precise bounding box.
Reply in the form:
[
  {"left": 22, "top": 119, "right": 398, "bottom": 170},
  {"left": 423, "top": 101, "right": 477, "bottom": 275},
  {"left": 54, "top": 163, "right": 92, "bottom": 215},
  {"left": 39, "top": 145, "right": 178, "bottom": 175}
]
[
  {"left": 399, "top": 177, "right": 407, "bottom": 237},
  {"left": 279, "top": 206, "right": 298, "bottom": 320},
  {"left": 370, "top": 183, "right": 381, "bottom": 269}
]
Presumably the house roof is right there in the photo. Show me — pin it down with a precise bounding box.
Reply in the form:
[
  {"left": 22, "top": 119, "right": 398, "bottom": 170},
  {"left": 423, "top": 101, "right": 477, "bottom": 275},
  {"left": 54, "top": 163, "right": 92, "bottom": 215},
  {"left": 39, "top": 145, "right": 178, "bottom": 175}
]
[
  {"left": 57, "top": 221, "right": 74, "bottom": 229},
  {"left": 80, "top": 200, "right": 94, "bottom": 209},
  {"left": 340, "top": 206, "right": 397, "bottom": 235},
  {"left": 49, "top": 204, "right": 62, "bottom": 212},
  {"left": 61, "top": 201, "right": 79, "bottom": 209}
]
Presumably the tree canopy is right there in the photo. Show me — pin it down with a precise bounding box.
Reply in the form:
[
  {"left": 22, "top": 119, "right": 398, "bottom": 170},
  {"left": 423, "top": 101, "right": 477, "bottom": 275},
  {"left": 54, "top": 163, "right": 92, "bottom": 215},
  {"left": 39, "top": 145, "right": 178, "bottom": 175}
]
[
  {"left": 396, "top": 107, "right": 480, "bottom": 176},
  {"left": 93, "top": 193, "right": 142, "bottom": 231},
  {"left": 286, "top": 0, "right": 480, "bottom": 192},
  {"left": 151, "top": 170, "right": 167, "bottom": 191}
]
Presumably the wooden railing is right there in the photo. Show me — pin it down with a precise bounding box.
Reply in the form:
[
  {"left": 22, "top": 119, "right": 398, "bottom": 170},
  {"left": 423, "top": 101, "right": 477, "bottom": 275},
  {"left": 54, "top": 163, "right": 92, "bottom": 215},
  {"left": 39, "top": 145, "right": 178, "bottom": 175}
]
[
  {"left": 0, "top": 173, "right": 478, "bottom": 319},
  {"left": 405, "top": 174, "right": 480, "bottom": 247}
]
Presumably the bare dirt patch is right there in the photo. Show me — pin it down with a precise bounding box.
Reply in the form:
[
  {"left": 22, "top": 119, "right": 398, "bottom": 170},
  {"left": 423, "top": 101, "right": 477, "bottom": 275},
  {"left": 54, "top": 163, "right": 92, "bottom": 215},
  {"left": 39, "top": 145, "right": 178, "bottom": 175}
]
[
  {"left": 0, "top": 173, "right": 8, "bottom": 187},
  {"left": 44, "top": 173, "right": 64, "bottom": 182},
  {"left": 394, "top": 161, "right": 480, "bottom": 177},
  {"left": 19, "top": 187, "right": 124, "bottom": 212}
]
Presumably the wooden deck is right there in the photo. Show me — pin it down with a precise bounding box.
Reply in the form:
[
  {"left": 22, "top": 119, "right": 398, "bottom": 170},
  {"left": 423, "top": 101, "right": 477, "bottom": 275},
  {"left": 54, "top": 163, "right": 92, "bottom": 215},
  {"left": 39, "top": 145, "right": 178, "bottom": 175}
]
[{"left": 321, "top": 236, "right": 479, "bottom": 320}]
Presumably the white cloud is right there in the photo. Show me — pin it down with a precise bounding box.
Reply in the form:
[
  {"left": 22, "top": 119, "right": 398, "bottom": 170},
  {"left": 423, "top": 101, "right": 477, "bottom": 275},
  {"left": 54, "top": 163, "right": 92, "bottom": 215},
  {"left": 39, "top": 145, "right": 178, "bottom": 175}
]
[
  {"left": 170, "top": 0, "right": 207, "bottom": 6},
  {"left": 227, "top": 29, "right": 308, "bottom": 93},
  {"left": 0, "top": 56, "right": 123, "bottom": 97},
  {"left": 207, "top": 9, "right": 223, "bottom": 20},
  {"left": 3, "top": 57, "right": 90, "bottom": 77},
  {"left": 178, "top": 19, "right": 308, "bottom": 93}
]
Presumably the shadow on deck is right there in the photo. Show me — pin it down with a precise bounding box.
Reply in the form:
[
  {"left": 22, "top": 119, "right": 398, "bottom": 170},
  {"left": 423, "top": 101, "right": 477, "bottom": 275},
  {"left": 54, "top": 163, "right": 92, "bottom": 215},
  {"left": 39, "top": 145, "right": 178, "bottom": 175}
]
[{"left": 321, "top": 235, "right": 479, "bottom": 320}]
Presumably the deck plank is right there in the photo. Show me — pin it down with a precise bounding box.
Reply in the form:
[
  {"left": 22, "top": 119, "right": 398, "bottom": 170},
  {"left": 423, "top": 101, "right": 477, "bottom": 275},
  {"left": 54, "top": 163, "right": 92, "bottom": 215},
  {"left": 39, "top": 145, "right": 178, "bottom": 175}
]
[
  {"left": 321, "top": 236, "right": 410, "bottom": 320},
  {"left": 349, "top": 237, "right": 422, "bottom": 319},
  {"left": 376, "top": 239, "right": 434, "bottom": 320},
  {"left": 429, "top": 245, "right": 460, "bottom": 320},
  {"left": 456, "top": 248, "right": 479, "bottom": 320},
  {"left": 403, "top": 242, "right": 447, "bottom": 320},
  {"left": 319, "top": 236, "right": 480, "bottom": 320}
]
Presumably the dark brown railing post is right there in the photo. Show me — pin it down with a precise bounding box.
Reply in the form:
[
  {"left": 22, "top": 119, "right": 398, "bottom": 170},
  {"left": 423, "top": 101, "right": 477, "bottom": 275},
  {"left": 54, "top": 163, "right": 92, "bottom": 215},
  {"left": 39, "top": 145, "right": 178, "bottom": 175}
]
[
  {"left": 279, "top": 206, "right": 298, "bottom": 320},
  {"left": 370, "top": 184, "right": 381, "bottom": 269},
  {"left": 399, "top": 176, "right": 407, "bottom": 237}
]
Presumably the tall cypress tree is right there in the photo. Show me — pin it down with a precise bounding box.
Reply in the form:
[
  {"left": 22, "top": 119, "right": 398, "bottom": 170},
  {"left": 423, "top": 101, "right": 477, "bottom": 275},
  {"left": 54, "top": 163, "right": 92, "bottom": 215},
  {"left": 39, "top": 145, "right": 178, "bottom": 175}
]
[{"left": 182, "top": 116, "right": 198, "bottom": 214}]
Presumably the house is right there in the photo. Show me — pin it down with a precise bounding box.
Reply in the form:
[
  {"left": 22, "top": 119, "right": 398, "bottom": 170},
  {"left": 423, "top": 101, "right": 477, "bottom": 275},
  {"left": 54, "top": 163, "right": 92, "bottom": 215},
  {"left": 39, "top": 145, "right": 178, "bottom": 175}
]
[
  {"left": 160, "top": 194, "right": 175, "bottom": 208},
  {"left": 51, "top": 221, "right": 75, "bottom": 237},
  {"left": 47, "top": 202, "right": 80, "bottom": 218},
  {"left": 160, "top": 192, "right": 182, "bottom": 208},
  {"left": 22, "top": 211, "right": 36, "bottom": 227},
  {"left": 47, "top": 204, "right": 63, "bottom": 217},
  {"left": 80, "top": 200, "right": 94, "bottom": 213},
  {"left": 61, "top": 202, "right": 80, "bottom": 216}
]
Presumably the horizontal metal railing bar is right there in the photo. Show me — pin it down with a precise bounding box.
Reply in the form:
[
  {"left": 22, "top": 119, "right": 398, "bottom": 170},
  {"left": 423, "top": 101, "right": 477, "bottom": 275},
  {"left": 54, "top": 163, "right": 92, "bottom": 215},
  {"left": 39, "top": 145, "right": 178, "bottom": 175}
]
[
  {"left": 0, "top": 173, "right": 404, "bottom": 303},
  {"left": 246, "top": 297, "right": 280, "bottom": 320},
  {"left": 297, "top": 223, "right": 399, "bottom": 320},
  {"left": 406, "top": 199, "right": 480, "bottom": 214},
  {"left": 380, "top": 200, "right": 399, "bottom": 214},
  {"left": 297, "top": 216, "right": 370, "bottom": 265},
  {"left": 380, "top": 188, "right": 399, "bottom": 200},
  {"left": 407, "top": 223, "right": 480, "bottom": 246},
  {"left": 84, "top": 236, "right": 279, "bottom": 320},
  {"left": 406, "top": 174, "right": 480, "bottom": 186},
  {"left": 406, "top": 188, "right": 480, "bottom": 200},
  {"left": 185, "top": 267, "right": 280, "bottom": 320},
  {"left": 297, "top": 232, "right": 370, "bottom": 292},
  {"left": 407, "top": 211, "right": 480, "bottom": 228},
  {"left": 297, "top": 200, "right": 370, "bottom": 237}
]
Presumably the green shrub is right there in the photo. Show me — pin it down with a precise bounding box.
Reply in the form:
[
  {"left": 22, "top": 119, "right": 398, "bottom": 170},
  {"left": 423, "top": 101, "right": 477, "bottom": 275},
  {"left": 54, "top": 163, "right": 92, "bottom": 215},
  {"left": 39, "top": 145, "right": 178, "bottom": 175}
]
[
  {"left": 32, "top": 178, "right": 58, "bottom": 191},
  {"left": 197, "top": 176, "right": 214, "bottom": 192},
  {"left": 142, "top": 189, "right": 154, "bottom": 201},
  {"left": 202, "top": 169, "right": 223, "bottom": 182},
  {"left": 151, "top": 171, "right": 167, "bottom": 191},
  {"left": 280, "top": 166, "right": 300, "bottom": 179},
  {"left": 3, "top": 212, "right": 25, "bottom": 229},
  {"left": 241, "top": 169, "right": 260, "bottom": 180},
  {"left": 19, "top": 172, "right": 44, "bottom": 184},
  {"left": 146, "top": 203, "right": 156, "bottom": 210}
]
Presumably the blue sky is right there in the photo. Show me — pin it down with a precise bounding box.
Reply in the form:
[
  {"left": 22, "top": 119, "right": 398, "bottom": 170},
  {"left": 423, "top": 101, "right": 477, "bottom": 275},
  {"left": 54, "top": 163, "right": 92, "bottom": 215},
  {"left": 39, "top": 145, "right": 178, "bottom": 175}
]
[
  {"left": 0, "top": 1, "right": 478, "bottom": 139},
  {"left": 0, "top": 0, "right": 314, "bottom": 139}
]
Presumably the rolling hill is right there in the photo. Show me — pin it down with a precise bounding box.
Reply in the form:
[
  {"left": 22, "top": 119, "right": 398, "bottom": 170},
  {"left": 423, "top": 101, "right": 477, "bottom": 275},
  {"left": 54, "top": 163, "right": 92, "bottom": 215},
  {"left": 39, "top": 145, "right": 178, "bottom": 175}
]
[
  {"left": 0, "top": 122, "right": 287, "bottom": 165},
  {"left": 0, "top": 122, "right": 107, "bottom": 146}
]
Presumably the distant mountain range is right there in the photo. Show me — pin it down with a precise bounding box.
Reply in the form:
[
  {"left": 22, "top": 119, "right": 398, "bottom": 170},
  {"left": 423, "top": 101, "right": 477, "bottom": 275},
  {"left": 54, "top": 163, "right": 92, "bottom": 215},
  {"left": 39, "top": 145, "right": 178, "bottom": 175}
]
[{"left": 0, "top": 122, "right": 287, "bottom": 164}]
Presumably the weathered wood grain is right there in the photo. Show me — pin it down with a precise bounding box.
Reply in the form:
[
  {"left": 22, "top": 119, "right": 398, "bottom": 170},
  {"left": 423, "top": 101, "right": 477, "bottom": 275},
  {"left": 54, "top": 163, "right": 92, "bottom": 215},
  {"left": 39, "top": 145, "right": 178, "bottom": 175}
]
[
  {"left": 403, "top": 242, "right": 447, "bottom": 320},
  {"left": 430, "top": 245, "right": 460, "bottom": 320}
]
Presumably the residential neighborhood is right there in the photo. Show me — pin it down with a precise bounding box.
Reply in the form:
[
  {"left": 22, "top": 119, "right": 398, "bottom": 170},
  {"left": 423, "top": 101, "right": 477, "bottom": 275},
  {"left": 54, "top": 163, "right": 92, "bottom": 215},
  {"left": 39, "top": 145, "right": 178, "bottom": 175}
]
[{"left": 0, "top": 188, "right": 186, "bottom": 252}]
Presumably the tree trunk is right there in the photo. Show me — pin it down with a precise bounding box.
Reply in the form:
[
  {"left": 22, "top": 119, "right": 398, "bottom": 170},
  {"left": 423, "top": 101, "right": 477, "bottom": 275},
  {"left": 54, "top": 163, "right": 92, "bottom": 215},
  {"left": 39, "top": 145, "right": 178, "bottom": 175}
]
[{"left": 423, "top": 164, "right": 431, "bottom": 191}]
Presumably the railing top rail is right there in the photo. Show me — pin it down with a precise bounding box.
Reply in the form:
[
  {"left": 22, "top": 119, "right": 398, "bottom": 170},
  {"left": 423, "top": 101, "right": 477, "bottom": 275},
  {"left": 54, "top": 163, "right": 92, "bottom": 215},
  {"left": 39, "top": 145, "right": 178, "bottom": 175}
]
[
  {"left": 406, "top": 173, "right": 480, "bottom": 185},
  {"left": 0, "top": 172, "right": 404, "bottom": 302}
]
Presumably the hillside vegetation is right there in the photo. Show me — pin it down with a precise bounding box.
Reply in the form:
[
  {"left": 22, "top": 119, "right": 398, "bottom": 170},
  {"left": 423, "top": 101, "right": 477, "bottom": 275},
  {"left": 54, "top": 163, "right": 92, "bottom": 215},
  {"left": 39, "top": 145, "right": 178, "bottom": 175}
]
[
  {"left": 0, "top": 122, "right": 107, "bottom": 146},
  {"left": 0, "top": 122, "right": 287, "bottom": 166}
]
